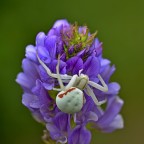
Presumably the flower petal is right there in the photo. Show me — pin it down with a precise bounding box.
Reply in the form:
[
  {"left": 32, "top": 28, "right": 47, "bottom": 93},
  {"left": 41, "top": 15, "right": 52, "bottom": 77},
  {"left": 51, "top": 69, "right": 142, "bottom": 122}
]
[
  {"left": 101, "top": 114, "right": 124, "bottom": 133},
  {"left": 36, "top": 32, "right": 46, "bottom": 46},
  {"left": 25, "top": 45, "right": 37, "bottom": 62},
  {"left": 44, "top": 36, "right": 57, "bottom": 59},
  {"left": 32, "top": 109, "right": 45, "bottom": 123},
  {"left": 22, "top": 93, "right": 38, "bottom": 108},
  {"left": 66, "top": 56, "right": 83, "bottom": 75},
  {"left": 101, "top": 65, "right": 116, "bottom": 83},
  {"left": 68, "top": 125, "right": 91, "bottom": 144},
  {"left": 83, "top": 56, "right": 100, "bottom": 78},
  {"left": 37, "top": 46, "right": 51, "bottom": 63},
  {"left": 53, "top": 112, "right": 70, "bottom": 132},
  {"left": 16, "top": 73, "right": 33, "bottom": 90},
  {"left": 32, "top": 80, "right": 52, "bottom": 106},
  {"left": 22, "top": 58, "right": 39, "bottom": 80},
  {"left": 16, "top": 59, "right": 39, "bottom": 89},
  {"left": 100, "top": 58, "right": 111, "bottom": 67},
  {"left": 53, "top": 19, "right": 69, "bottom": 29},
  {"left": 96, "top": 96, "right": 124, "bottom": 128},
  {"left": 46, "top": 123, "right": 60, "bottom": 139},
  {"left": 87, "top": 111, "right": 98, "bottom": 122},
  {"left": 89, "top": 38, "right": 103, "bottom": 56},
  {"left": 106, "top": 82, "right": 120, "bottom": 95},
  {"left": 22, "top": 80, "right": 51, "bottom": 109},
  {"left": 46, "top": 112, "right": 70, "bottom": 143}
]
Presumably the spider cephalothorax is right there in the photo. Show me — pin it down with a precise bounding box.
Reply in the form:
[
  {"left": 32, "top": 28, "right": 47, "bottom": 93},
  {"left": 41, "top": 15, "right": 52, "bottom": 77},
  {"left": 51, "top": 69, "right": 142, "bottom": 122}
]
[{"left": 37, "top": 54, "right": 108, "bottom": 114}]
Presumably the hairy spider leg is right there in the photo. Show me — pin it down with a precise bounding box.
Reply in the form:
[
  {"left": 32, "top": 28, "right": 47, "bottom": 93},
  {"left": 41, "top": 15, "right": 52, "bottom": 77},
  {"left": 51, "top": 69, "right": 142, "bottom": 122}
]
[{"left": 88, "top": 74, "right": 108, "bottom": 92}]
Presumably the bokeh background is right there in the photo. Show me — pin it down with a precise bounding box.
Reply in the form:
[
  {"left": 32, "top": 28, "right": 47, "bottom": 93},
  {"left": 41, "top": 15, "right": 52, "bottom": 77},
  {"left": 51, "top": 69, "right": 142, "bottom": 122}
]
[{"left": 0, "top": 0, "right": 144, "bottom": 144}]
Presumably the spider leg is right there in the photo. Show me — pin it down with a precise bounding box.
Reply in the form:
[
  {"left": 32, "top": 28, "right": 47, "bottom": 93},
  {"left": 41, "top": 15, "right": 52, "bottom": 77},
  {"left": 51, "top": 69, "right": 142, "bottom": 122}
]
[
  {"left": 88, "top": 74, "right": 108, "bottom": 92},
  {"left": 60, "top": 74, "right": 72, "bottom": 80},
  {"left": 36, "top": 53, "right": 58, "bottom": 78},
  {"left": 98, "top": 74, "right": 108, "bottom": 91},
  {"left": 60, "top": 79, "right": 70, "bottom": 83},
  {"left": 65, "top": 75, "right": 78, "bottom": 90},
  {"left": 85, "top": 85, "right": 106, "bottom": 106},
  {"left": 37, "top": 53, "right": 72, "bottom": 80},
  {"left": 53, "top": 88, "right": 62, "bottom": 91},
  {"left": 78, "top": 69, "right": 83, "bottom": 76},
  {"left": 56, "top": 55, "right": 65, "bottom": 90}
]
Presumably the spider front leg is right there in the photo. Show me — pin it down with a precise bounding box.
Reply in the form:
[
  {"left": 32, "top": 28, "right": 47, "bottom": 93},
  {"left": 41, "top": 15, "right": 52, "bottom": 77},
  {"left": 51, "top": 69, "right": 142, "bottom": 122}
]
[
  {"left": 85, "top": 85, "right": 106, "bottom": 106},
  {"left": 36, "top": 53, "right": 58, "bottom": 78},
  {"left": 65, "top": 75, "right": 79, "bottom": 90},
  {"left": 56, "top": 55, "right": 65, "bottom": 90},
  {"left": 88, "top": 74, "right": 108, "bottom": 92},
  {"left": 53, "top": 88, "right": 62, "bottom": 91},
  {"left": 36, "top": 53, "right": 72, "bottom": 80}
]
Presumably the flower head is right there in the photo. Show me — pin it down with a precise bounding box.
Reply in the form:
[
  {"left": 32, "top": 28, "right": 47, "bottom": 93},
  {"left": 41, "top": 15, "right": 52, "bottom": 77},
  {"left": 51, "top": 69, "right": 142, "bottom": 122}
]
[{"left": 16, "top": 19, "right": 124, "bottom": 144}]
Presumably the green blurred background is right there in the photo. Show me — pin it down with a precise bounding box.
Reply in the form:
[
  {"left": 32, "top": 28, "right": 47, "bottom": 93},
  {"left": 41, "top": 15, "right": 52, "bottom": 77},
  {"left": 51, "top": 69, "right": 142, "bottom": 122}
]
[{"left": 0, "top": 0, "right": 143, "bottom": 144}]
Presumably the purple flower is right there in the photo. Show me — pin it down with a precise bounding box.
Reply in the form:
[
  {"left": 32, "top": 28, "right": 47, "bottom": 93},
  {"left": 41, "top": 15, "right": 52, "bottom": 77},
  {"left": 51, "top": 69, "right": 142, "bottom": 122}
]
[
  {"left": 46, "top": 112, "right": 70, "bottom": 143},
  {"left": 16, "top": 19, "right": 124, "bottom": 144}
]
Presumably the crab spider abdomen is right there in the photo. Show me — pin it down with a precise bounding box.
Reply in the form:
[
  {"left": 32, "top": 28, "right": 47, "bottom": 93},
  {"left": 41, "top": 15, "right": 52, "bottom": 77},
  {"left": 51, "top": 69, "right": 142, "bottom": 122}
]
[{"left": 56, "top": 87, "right": 84, "bottom": 114}]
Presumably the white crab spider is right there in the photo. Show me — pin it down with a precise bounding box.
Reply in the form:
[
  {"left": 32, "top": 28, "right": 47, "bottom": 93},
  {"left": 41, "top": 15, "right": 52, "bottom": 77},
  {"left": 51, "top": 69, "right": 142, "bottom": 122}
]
[{"left": 37, "top": 54, "right": 108, "bottom": 114}]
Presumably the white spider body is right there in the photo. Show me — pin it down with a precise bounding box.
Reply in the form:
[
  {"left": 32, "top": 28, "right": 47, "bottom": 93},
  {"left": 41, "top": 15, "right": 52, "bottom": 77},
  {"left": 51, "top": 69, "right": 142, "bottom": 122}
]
[
  {"left": 55, "top": 75, "right": 87, "bottom": 113},
  {"left": 56, "top": 87, "right": 83, "bottom": 114},
  {"left": 37, "top": 54, "right": 108, "bottom": 114},
  {"left": 73, "top": 74, "right": 89, "bottom": 90}
]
